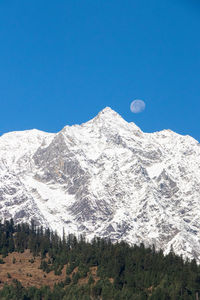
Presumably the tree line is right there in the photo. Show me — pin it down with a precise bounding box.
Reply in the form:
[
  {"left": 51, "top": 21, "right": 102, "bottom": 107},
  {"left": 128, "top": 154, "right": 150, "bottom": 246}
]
[{"left": 0, "top": 219, "right": 200, "bottom": 299}]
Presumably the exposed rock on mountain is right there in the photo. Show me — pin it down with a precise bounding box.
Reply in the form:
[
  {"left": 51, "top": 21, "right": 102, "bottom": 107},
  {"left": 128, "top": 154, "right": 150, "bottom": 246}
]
[{"left": 0, "top": 107, "right": 200, "bottom": 261}]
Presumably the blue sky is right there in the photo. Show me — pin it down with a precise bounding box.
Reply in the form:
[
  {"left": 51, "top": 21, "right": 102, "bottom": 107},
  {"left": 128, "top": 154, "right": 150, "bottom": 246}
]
[{"left": 0, "top": 0, "right": 200, "bottom": 141}]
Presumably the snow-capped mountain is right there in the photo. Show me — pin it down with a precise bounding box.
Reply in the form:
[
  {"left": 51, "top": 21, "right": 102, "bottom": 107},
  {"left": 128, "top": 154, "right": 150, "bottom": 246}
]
[{"left": 1, "top": 107, "right": 200, "bottom": 261}]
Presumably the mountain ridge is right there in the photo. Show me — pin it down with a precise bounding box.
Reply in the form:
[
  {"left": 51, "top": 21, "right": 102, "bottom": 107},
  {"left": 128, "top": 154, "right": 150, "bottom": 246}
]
[{"left": 0, "top": 107, "right": 200, "bottom": 261}]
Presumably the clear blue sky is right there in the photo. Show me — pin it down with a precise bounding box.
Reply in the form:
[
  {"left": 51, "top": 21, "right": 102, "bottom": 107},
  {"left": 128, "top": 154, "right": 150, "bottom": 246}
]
[{"left": 0, "top": 0, "right": 200, "bottom": 141}]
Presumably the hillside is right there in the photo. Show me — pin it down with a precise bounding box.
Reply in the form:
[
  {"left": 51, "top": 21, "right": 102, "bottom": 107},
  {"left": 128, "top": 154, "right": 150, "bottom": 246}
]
[{"left": 0, "top": 220, "right": 200, "bottom": 299}]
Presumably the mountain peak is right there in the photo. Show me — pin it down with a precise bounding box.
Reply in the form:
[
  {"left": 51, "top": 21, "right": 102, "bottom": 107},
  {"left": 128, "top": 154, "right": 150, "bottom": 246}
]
[
  {"left": 93, "top": 107, "right": 142, "bottom": 134},
  {"left": 97, "top": 107, "right": 124, "bottom": 119},
  {"left": 99, "top": 106, "right": 118, "bottom": 114},
  {"left": 83, "top": 107, "right": 129, "bottom": 130},
  {"left": 89, "top": 107, "right": 129, "bottom": 127}
]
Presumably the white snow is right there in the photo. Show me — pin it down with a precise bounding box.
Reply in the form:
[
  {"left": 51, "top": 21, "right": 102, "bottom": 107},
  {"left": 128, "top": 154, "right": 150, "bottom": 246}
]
[{"left": 0, "top": 107, "right": 200, "bottom": 262}]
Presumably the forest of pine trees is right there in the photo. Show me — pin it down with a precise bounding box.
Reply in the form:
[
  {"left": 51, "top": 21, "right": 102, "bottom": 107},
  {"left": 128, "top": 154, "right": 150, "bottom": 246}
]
[{"left": 0, "top": 219, "right": 200, "bottom": 299}]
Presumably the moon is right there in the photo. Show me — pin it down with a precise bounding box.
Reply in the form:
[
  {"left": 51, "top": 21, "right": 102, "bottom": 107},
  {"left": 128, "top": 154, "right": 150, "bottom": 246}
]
[{"left": 130, "top": 99, "right": 146, "bottom": 113}]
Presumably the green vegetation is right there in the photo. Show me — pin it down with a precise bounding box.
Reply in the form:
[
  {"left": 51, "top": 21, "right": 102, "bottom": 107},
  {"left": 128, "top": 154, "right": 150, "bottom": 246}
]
[
  {"left": 0, "top": 219, "right": 200, "bottom": 299},
  {"left": 12, "top": 257, "right": 16, "bottom": 264},
  {"left": 0, "top": 258, "right": 5, "bottom": 264}
]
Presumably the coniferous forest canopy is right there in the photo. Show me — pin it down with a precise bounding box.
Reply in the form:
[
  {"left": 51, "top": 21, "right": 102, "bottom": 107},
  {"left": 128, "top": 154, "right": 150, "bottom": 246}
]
[{"left": 0, "top": 220, "right": 200, "bottom": 299}]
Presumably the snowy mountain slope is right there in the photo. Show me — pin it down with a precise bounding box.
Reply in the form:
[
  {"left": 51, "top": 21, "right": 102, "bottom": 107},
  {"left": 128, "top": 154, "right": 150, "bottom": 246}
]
[{"left": 0, "top": 107, "right": 200, "bottom": 261}]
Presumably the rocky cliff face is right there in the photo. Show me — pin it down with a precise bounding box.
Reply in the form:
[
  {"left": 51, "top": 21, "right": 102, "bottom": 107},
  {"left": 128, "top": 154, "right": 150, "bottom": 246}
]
[{"left": 0, "top": 107, "right": 200, "bottom": 261}]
